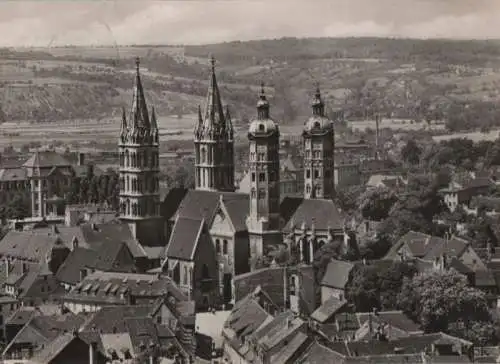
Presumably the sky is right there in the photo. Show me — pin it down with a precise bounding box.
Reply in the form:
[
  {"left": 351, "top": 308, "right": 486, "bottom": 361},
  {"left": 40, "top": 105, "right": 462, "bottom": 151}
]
[{"left": 1, "top": 0, "right": 500, "bottom": 47}]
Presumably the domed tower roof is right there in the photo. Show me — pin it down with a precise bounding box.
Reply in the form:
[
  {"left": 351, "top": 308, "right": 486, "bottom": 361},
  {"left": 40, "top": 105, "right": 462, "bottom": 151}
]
[
  {"left": 303, "top": 86, "right": 333, "bottom": 136},
  {"left": 248, "top": 83, "right": 279, "bottom": 137}
]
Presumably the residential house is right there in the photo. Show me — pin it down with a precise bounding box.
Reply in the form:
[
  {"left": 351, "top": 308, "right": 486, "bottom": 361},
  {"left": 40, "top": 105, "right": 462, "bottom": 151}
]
[
  {"left": 233, "top": 265, "right": 318, "bottom": 316},
  {"left": 320, "top": 260, "right": 356, "bottom": 303},
  {"left": 55, "top": 241, "right": 137, "bottom": 291},
  {"left": 61, "top": 271, "right": 183, "bottom": 314},
  {"left": 440, "top": 177, "right": 493, "bottom": 212}
]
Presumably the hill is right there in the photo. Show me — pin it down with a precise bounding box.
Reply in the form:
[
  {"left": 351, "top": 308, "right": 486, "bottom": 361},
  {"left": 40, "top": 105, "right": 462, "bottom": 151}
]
[{"left": 3, "top": 38, "right": 500, "bottom": 132}]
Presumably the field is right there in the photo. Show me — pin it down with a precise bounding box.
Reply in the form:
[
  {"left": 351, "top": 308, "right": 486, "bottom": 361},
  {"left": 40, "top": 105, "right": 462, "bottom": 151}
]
[{"left": 4, "top": 38, "right": 500, "bottom": 150}]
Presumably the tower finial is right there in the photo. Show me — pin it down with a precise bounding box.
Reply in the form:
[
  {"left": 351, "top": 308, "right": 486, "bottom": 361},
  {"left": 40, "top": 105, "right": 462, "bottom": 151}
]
[
  {"left": 135, "top": 57, "right": 140, "bottom": 73},
  {"left": 210, "top": 55, "right": 216, "bottom": 72}
]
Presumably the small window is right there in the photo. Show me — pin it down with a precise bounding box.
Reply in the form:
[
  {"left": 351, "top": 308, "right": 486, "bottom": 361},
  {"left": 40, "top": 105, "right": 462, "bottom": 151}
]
[
  {"left": 251, "top": 173, "right": 256, "bottom": 182},
  {"left": 259, "top": 173, "right": 266, "bottom": 182},
  {"left": 259, "top": 124, "right": 265, "bottom": 131},
  {"left": 306, "top": 170, "right": 311, "bottom": 178},
  {"left": 314, "top": 170, "right": 320, "bottom": 178},
  {"left": 223, "top": 240, "right": 228, "bottom": 255},
  {"left": 216, "top": 239, "right": 221, "bottom": 253},
  {"left": 314, "top": 122, "right": 320, "bottom": 128}
]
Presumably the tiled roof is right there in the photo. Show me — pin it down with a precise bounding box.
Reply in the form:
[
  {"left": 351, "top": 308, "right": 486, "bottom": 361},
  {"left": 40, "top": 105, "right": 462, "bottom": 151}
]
[
  {"left": 173, "top": 189, "right": 248, "bottom": 222},
  {"left": 0, "top": 230, "right": 64, "bottom": 261},
  {"left": 63, "top": 272, "right": 176, "bottom": 305},
  {"left": 470, "top": 196, "right": 500, "bottom": 211},
  {"left": 224, "top": 293, "right": 271, "bottom": 346},
  {"left": 56, "top": 242, "right": 136, "bottom": 285},
  {"left": 356, "top": 311, "right": 421, "bottom": 333},
  {"left": 165, "top": 217, "right": 204, "bottom": 260},
  {"left": 223, "top": 197, "right": 250, "bottom": 232},
  {"left": 0, "top": 167, "right": 27, "bottom": 181},
  {"left": 464, "top": 177, "right": 493, "bottom": 190},
  {"left": 233, "top": 267, "right": 286, "bottom": 309},
  {"left": 6, "top": 306, "right": 37, "bottom": 326},
  {"left": 125, "top": 316, "right": 160, "bottom": 354},
  {"left": 281, "top": 197, "right": 344, "bottom": 232},
  {"left": 78, "top": 222, "right": 147, "bottom": 259},
  {"left": 321, "top": 259, "right": 355, "bottom": 289},
  {"left": 3, "top": 312, "right": 87, "bottom": 357},
  {"left": 299, "top": 341, "right": 346, "bottom": 363},
  {"left": 18, "top": 268, "right": 66, "bottom": 301},
  {"left": 311, "top": 296, "right": 347, "bottom": 323},
  {"left": 80, "top": 304, "right": 155, "bottom": 334},
  {"left": 252, "top": 310, "right": 295, "bottom": 343},
  {"left": 23, "top": 151, "right": 71, "bottom": 169},
  {"left": 30, "top": 332, "right": 78, "bottom": 364},
  {"left": 270, "top": 331, "right": 309, "bottom": 364},
  {"left": 385, "top": 231, "right": 469, "bottom": 261}
]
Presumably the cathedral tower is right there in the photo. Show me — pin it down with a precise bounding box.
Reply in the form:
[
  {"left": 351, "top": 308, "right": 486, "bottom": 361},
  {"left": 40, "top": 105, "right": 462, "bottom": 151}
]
[
  {"left": 302, "top": 86, "right": 335, "bottom": 199},
  {"left": 246, "top": 84, "right": 282, "bottom": 265},
  {"left": 194, "top": 56, "right": 235, "bottom": 192},
  {"left": 119, "top": 58, "right": 163, "bottom": 246}
]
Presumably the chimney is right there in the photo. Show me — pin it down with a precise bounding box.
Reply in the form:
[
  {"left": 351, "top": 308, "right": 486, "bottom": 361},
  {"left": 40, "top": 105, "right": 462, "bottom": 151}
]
[{"left": 78, "top": 153, "right": 85, "bottom": 166}]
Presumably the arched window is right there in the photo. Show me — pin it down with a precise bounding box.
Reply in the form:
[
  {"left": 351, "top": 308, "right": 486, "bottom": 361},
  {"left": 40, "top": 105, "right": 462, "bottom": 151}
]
[
  {"left": 259, "top": 123, "right": 265, "bottom": 131},
  {"left": 215, "top": 239, "right": 221, "bottom": 253},
  {"left": 189, "top": 267, "right": 193, "bottom": 287},
  {"left": 201, "top": 148, "right": 207, "bottom": 163},
  {"left": 125, "top": 150, "right": 129, "bottom": 167},
  {"left": 314, "top": 121, "right": 320, "bottom": 128},
  {"left": 126, "top": 199, "right": 130, "bottom": 215},
  {"left": 183, "top": 266, "right": 188, "bottom": 285},
  {"left": 126, "top": 176, "right": 130, "bottom": 191},
  {"left": 223, "top": 240, "right": 228, "bottom": 255},
  {"left": 306, "top": 185, "right": 311, "bottom": 194}
]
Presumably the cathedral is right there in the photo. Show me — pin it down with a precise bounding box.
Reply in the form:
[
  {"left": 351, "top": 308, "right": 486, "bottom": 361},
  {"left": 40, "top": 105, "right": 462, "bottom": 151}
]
[{"left": 122, "top": 57, "right": 349, "bottom": 310}]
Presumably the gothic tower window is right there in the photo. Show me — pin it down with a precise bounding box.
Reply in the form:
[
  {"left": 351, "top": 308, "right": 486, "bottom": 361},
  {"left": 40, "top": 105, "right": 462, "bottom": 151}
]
[
  {"left": 125, "top": 150, "right": 129, "bottom": 167},
  {"left": 216, "top": 239, "right": 221, "bottom": 253},
  {"left": 223, "top": 240, "right": 228, "bottom": 255},
  {"left": 183, "top": 266, "right": 188, "bottom": 285}
]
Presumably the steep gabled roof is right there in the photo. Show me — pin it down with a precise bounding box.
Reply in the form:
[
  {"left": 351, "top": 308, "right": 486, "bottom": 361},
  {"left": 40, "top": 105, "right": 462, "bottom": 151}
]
[
  {"left": 321, "top": 259, "right": 356, "bottom": 289},
  {"left": 165, "top": 217, "right": 204, "bottom": 261},
  {"left": 23, "top": 151, "right": 71, "bottom": 169},
  {"left": 281, "top": 197, "right": 344, "bottom": 232}
]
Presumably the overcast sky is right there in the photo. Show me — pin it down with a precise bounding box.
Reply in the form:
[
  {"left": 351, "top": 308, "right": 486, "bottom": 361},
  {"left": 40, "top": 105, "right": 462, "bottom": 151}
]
[{"left": 1, "top": 0, "right": 500, "bottom": 47}]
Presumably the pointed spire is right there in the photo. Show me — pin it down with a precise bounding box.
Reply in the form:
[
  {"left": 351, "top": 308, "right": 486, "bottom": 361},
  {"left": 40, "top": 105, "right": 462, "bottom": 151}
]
[
  {"left": 312, "top": 83, "right": 325, "bottom": 117},
  {"left": 202, "top": 55, "right": 225, "bottom": 133},
  {"left": 225, "top": 105, "right": 234, "bottom": 138},
  {"left": 129, "top": 57, "right": 150, "bottom": 134},
  {"left": 257, "top": 82, "right": 270, "bottom": 120},
  {"left": 120, "top": 107, "right": 128, "bottom": 139},
  {"left": 150, "top": 106, "right": 158, "bottom": 143}
]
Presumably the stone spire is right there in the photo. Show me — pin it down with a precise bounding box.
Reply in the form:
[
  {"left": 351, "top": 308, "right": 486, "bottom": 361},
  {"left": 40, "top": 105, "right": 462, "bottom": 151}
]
[
  {"left": 225, "top": 105, "right": 234, "bottom": 139},
  {"left": 257, "top": 82, "right": 270, "bottom": 120},
  {"left": 120, "top": 106, "right": 128, "bottom": 141},
  {"left": 129, "top": 57, "right": 150, "bottom": 137},
  {"left": 150, "top": 106, "right": 158, "bottom": 143},
  {"left": 311, "top": 83, "right": 325, "bottom": 117},
  {"left": 201, "top": 55, "right": 225, "bottom": 134}
]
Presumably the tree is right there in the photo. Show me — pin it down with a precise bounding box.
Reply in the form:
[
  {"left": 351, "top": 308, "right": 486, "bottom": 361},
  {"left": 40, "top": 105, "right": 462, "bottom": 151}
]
[
  {"left": 358, "top": 187, "right": 397, "bottom": 221},
  {"left": 345, "top": 261, "right": 417, "bottom": 312},
  {"left": 397, "top": 269, "right": 494, "bottom": 344},
  {"left": 312, "top": 241, "right": 342, "bottom": 284},
  {"left": 401, "top": 139, "right": 422, "bottom": 165}
]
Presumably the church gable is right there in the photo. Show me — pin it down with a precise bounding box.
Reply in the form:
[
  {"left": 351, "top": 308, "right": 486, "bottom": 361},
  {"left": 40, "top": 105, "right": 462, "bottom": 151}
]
[{"left": 209, "top": 204, "right": 235, "bottom": 235}]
